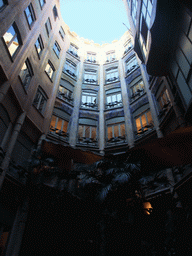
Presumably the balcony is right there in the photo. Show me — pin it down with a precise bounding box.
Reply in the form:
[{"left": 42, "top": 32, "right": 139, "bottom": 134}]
[
  {"left": 49, "top": 127, "right": 69, "bottom": 142},
  {"left": 68, "top": 50, "right": 79, "bottom": 59},
  {"left": 105, "top": 100, "right": 122, "bottom": 109},
  {"left": 57, "top": 91, "right": 73, "bottom": 104},
  {"left": 130, "top": 89, "right": 145, "bottom": 102},
  {"left": 158, "top": 101, "right": 172, "bottom": 120},
  {"left": 105, "top": 77, "right": 119, "bottom": 84},
  {"left": 106, "top": 135, "right": 126, "bottom": 145},
  {"left": 124, "top": 46, "right": 132, "bottom": 55},
  {"left": 134, "top": 122, "right": 154, "bottom": 138},
  {"left": 77, "top": 137, "right": 98, "bottom": 146},
  {"left": 81, "top": 102, "right": 98, "bottom": 109},
  {"left": 64, "top": 69, "right": 76, "bottom": 79},
  {"left": 126, "top": 65, "right": 138, "bottom": 76},
  {"left": 105, "top": 58, "right": 116, "bottom": 63},
  {"left": 84, "top": 78, "right": 97, "bottom": 84},
  {"left": 85, "top": 59, "right": 97, "bottom": 64}
]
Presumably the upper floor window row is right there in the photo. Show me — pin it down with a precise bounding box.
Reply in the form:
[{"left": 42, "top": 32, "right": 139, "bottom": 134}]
[
  {"left": 68, "top": 44, "right": 79, "bottom": 58},
  {"left": 25, "top": 3, "right": 36, "bottom": 29},
  {"left": 126, "top": 56, "right": 138, "bottom": 75},
  {"left": 45, "top": 17, "right": 52, "bottom": 37},
  {"left": 86, "top": 52, "right": 96, "bottom": 63},
  {"left": 3, "top": 22, "right": 22, "bottom": 59},
  {"left": 105, "top": 67, "right": 119, "bottom": 84},
  {"left": 64, "top": 59, "right": 77, "bottom": 78},
  {"left": 39, "top": 0, "right": 45, "bottom": 9},
  {"left": 106, "top": 51, "right": 116, "bottom": 63}
]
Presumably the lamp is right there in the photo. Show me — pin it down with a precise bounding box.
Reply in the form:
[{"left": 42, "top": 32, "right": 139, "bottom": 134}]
[{"left": 143, "top": 201, "right": 153, "bottom": 215}]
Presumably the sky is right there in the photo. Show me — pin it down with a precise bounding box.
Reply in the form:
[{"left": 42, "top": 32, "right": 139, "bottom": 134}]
[{"left": 60, "top": 0, "right": 130, "bottom": 44}]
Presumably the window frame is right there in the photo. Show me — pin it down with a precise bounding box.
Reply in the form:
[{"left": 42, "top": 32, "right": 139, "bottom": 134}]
[
  {"left": 24, "top": 3, "right": 36, "bottom": 29},
  {"left": 19, "top": 58, "right": 33, "bottom": 91},
  {"left": 105, "top": 67, "right": 119, "bottom": 84},
  {"left": 106, "top": 90, "right": 122, "bottom": 109},
  {"left": 126, "top": 56, "right": 138, "bottom": 75},
  {"left": 58, "top": 85, "right": 73, "bottom": 104},
  {"left": 39, "top": 0, "right": 45, "bottom": 9},
  {"left": 0, "top": 0, "right": 8, "bottom": 11},
  {"left": 33, "top": 87, "right": 48, "bottom": 115},
  {"left": 106, "top": 51, "right": 116, "bottom": 63},
  {"left": 2, "top": 22, "right": 22, "bottom": 60},
  {"left": 45, "top": 17, "right": 52, "bottom": 37},
  {"left": 86, "top": 52, "right": 96, "bottom": 63},
  {"left": 49, "top": 115, "right": 69, "bottom": 138},
  {"left": 53, "top": 41, "right": 61, "bottom": 58},
  {"left": 68, "top": 44, "right": 79, "bottom": 58},
  {"left": 84, "top": 69, "right": 97, "bottom": 84},
  {"left": 130, "top": 80, "right": 145, "bottom": 102},
  {"left": 135, "top": 110, "right": 153, "bottom": 136},
  {"left": 59, "top": 26, "right": 65, "bottom": 40},
  {"left": 106, "top": 122, "right": 126, "bottom": 144},
  {"left": 81, "top": 90, "right": 97, "bottom": 109},
  {"left": 53, "top": 5, "right": 58, "bottom": 19},
  {"left": 64, "top": 59, "right": 77, "bottom": 79},
  {"left": 35, "top": 35, "right": 44, "bottom": 59},
  {"left": 78, "top": 124, "right": 97, "bottom": 145},
  {"left": 45, "top": 60, "right": 55, "bottom": 81},
  {"left": 124, "top": 40, "right": 132, "bottom": 55}
]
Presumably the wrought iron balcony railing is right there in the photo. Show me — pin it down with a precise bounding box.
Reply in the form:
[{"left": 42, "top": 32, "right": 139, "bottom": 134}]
[
  {"left": 64, "top": 69, "right": 76, "bottom": 78},
  {"left": 81, "top": 102, "right": 98, "bottom": 109},
  {"left": 105, "top": 100, "right": 122, "bottom": 109},
  {"left": 130, "top": 89, "right": 145, "bottom": 102},
  {"left": 106, "top": 58, "right": 116, "bottom": 63},
  {"left": 77, "top": 137, "right": 98, "bottom": 146},
  {"left": 49, "top": 127, "right": 69, "bottom": 140},
  {"left": 106, "top": 135, "right": 126, "bottom": 145},
  {"left": 106, "top": 77, "right": 119, "bottom": 83},
  {"left": 84, "top": 78, "right": 97, "bottom": 84},
  {"left": 126, "top": 64, "right": 138, "bottom": 75},
  {"left": 57, "top": 91, "right": 73, "bottom": 103},
  {"left": 124, "top": 46, "right": 132, "bottom": 55},
  {"left": 85, "top": 59, "right": 96, "bottom": 64},
  {"left": 158, "top": 101, "right": 172, "bottom": 119},
  {"left": 68, "top": 50, "right": 79, "bottom": 58},
  {"left": 134, "top": 122, "right": 154, "bottom": 137}
]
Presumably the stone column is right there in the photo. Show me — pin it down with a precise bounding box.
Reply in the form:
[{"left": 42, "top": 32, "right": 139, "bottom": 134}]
[
  {"left": 5, "top": 199, "right": 29, "bottom": 256},
  {"left": 139, "top": 62, "right": 163, "bottom": 138},
  {"left": 0, "top": 112, "right": 26, "bottom": 190},
  {"left": 69, "top": 58, "right": 84, "bottom": 147},
  {"left": 119, "top": 59, "right": 135, "bottom": 148},
  {"left": 99, "top": 65, "right": 105, "bottom": 155},
  {"left": 0, "top": 122, "right": 13, "bottom": 151}
]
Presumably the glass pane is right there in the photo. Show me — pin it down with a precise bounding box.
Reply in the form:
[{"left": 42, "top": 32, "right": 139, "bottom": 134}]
[
  {"left": 38, "top": 96, "right": 46, "bottom": 112},
  {"left": 91, "top": 127, "right": 96, "bottom": 140},
  {"left": 50, "top": 116, "right": 57, "bottom": 130},
  {"left": 63, "top": 121, "right": 68, "bottom": 133},
  {"left": 33, "top": 92, "right": 41, "bottom": 107},
  {"left": 146, "top": 111, "right": 152, "bottom": 125},
  {"left": 165, "top": 89, "right": 171, "bottom": 102},
  {"left": 146, "top": 13, "right": 150, "bottom": 28},
  {"left": 141, "top": 114, "right": 147, "bottom": 128},
  {"left": 139, "top": 81, "right": 144, "bottom": 89},
  {"left": 120, "top": 124, "right": 125, "bottom": 137},
  {"left": 85, "top": 126, "right": 90, "bottom": 138},
  {"left": 87, "top": 96, "right": 91, "bottom": 103},
  {"left": 117, "top": 94, "right": 121, "bottom": 102},
  {"left": 136, "top": 118, "right": 141, "bottom": 131},
  {"left": 108, "top": 126, "right": 112, "bottom": 140},
  {"left": 112, "top": 95, "right": 116, "bottom": 102},
  {"left": 3, "top": 25, "right": 15, "bottom": 44},
  {"left": 19, "top": 62, "right": 29, "bottom": 84},
  {"left": 9, "top": 36, "right": 19, "bottom": 56},
  {"left": 107, "top": 96, "right": 111, "bottom": 103},
  {"left": 82, "top": 95, "right": 86, "bottom": 103},
  {"left": 78, "top": 125, "right": 83, "bottom": 138},
  {"left": 114, "top": 125, "right": 119, "bottom": 137},
  {"left": 148, "top": 1, "right": 153, "bottom": 16},
  {"left": 57, "top": 118, "right": 62, "bottom": 131}
]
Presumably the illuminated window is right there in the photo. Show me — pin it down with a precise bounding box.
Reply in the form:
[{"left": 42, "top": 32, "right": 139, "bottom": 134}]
[
  {"left": 19, "top": 58, "right": 33, "bottom": 90},
  {"left": 33, "top": 87, "right": 47, "bottom": 114},
  {"left": 45, "top": 60, "right": 55, "bottom": 80},
  {"left": 53, "top": 41, "right": 61, "bottom": 58},
  {"left": 45, "top": 17, "right": 52, "bottom": 37},
  {"left": 24, "top": 3, "right": 36, "bottom": 28},
  {"left": 3, "top": 22, "right": 22, "bottom": 58},
  {"left": 107, "top": 123, "right": 126, "bottom": 143},
  {"left": 135, "top": 110, "right": 153, "bottom": 135},
  {"left": 50, "top": 115, "right": 68, "bottom": 136},
  {"left": 35, "top": 35, "right": 44, "bottom": 58},
  {"left": 130, "top": 80, "right": 145, "bottom": 102},
  {"left": 84, "top": 69, "right": 97, "bottom": 84},
  {"left": 105, "top": 67, "right": 119, "bottom": 84}
]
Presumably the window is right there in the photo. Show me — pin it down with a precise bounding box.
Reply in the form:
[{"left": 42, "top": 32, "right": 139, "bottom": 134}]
[
  {"left": 124, "top": 40, "right": 132, "bottom": 54},
  {"left": 105, "top": 67, "right": 119, "bottom": 84},
  {"left": 86, "top": 52, "right": 96, "bottom": 63},
  {"left": 78, "top": 125, "right": 97, "bottom": 143},
  {"left": 126, "top": 56, "right": 138, "bottom": 75},
  {"left": 35, "top": 35, "right": 44, "bottom": 58},
  {"left": 64, "top": 60, "right": 76, "bottom": 78},
  {"left": 0, "top": 0, "right": 7, "bottom": 11},
  {"left": 68, "top": 44, "right": 79, "bottom": 58},
  {"left": 58, "top": 85, "right": 73, "bottom": 103},
  {"left": 81, "top": 91, "right": 97, "bottom": 109},
  {"left": 130, "top": 80, "right": 145, "bottom": 102},
  {"left": 135, "top": 110, "right": 153, "bottom": 136},
  {"left": 132, "top": 0, "right": 138, "bottom": 26},
  {"left": 33, "top": 87, "right": 47, "bottom": 114},
  {"left": 24, "top": 3, "right": 36, "bottom": 28},
  {"left": 53, "top": 5, "right": 58, "bottom": 19},
  {"left": 127, "top": 0, "right": 131, "bottom": 7},
  {"left": 157, "top": 89, "right": 172, "bottom": 118},
  {"left": 107, "top": 123, "right": 126, "bottom": 143},
  {"left": 59, "top": 26, "right": 65, "bottom": 40},
  {"left": 50, "top": 115, "right": 68, "bottom": 138},
  {"left": 45, "top": 17, "right": 52, "bottom": 37},
  {"left": 19, "top": 58, "right": 33, "bottom": 90},
  {"left": 3, "top": 22, "right": 22, "bottom": 58},
  {"left": 53, "top": 41, "right": 61, "bottom": 58},
  {"left": 39, "top": 0, "right": 45, "bottom": 9},
  {"left": 45, "top": 60, "right": 55, "bottom": 80},
  {"left": 106, "top": 91, "right": 122, "bottom": 109},
  {"left": 141, "top": 0, "right": 153, "bottom": 28},
  {"left": 84, "top": 69, "right": 97, "bottom": 84},
  {"left": 106, "top": 51, "right": 116, "bottom": 62}
]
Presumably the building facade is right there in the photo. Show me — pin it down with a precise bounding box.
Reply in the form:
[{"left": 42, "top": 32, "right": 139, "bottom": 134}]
[{"left": 0, "top": 0, "right": 192, "bottom": 255}]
